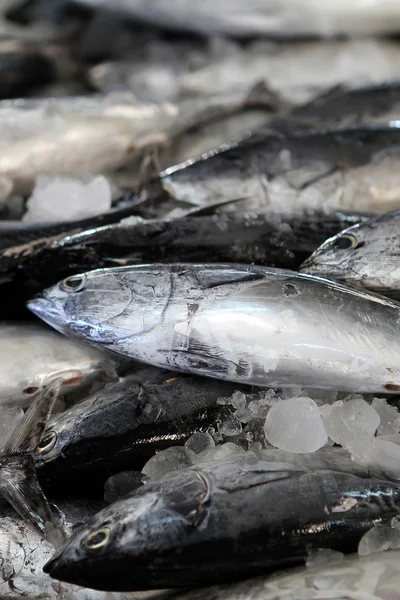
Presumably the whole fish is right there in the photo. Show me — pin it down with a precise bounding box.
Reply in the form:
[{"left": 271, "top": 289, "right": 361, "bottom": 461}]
[
  {"left": 0, "top": 322, "right": 116, "bottom": 406},
  {"left": 74, "top": 0, "right": 400, "bottom": 38},
  {"left": 161, "top": 125, "right": 400, "bottom": 213},
  {"left": 0, "top": 208, "right": 371, "bottom": 279},
  {"left": 301, "top": 209, "right": 400, "bottom": 301},
  {"left": 0, "top": 497, "right": 133, "bottom": 600},
  {"left": 34, "top": 367, "right": 248, "bottom": 493},
  {"left": 43, "top": 453, "right": 400, "bottom": 590},
  {"left": 171, "top": 549, "right": 400, "bottom": 600},
  {"left": 28, "top": 263, "right": 400, "bottom": 393}
]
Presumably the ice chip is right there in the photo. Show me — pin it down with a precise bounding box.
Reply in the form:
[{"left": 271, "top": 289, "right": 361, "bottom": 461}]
[
  {"left": 321, "top": 398, "right": 380, "bottom": 448},
  {"left": 264, "top": 397, "right": 327, "bottom": 453},
  {"left": 358, "top": 524, "right": 400, "bottom": 556},
  {"left": 306, "top": 548, "right": 345, "bottom": 569},
  {"left": 104, "top": 471, "right": 149, "bottom": 503},
  {"left": 142, "top": 446, "right": 195, "bottom": 480},
  {"left": 23, "top": 175, "right": 112, "bottom": 222},
  {"left": 0, "top": 406, "right": 24, "bottom": 451},
  {"left": 350, "top": 438, "right": 400, "bottom": 480},
  {"left": 248, "top": 397, "right": 270, "bottom": 419},
  {"left": 230, "top": 391, "right": 247, "bottom": 410},
  {"left": 185, "top": 432, "right": 215, "bottom": 454},
  {"left": 218, "top": 411, "right": 242, "bottom": 437},
  {"left": 198, "top": 442, "right": 244, "bottom": 463},
  {"left": 372, "top": 398, "right": 400, "bottom": 435}
]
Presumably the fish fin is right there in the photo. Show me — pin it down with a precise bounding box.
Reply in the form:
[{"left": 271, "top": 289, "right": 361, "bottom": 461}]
[
  {"left": 2, "top": 378, "right": 62, "bottom": 455},
  {"left": 244, "top": 80, "right": 282, "bottom": 111},
  {"left": 192, "top": 266, "right": 265, "bottom": 289},
  {"left": 0, "top": 453, "right": 65, "bottom": 542}
]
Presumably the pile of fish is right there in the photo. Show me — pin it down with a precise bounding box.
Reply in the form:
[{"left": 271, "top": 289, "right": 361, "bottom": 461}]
[{"left": 5, "top": 1, "right": 400, "bottom": 600}]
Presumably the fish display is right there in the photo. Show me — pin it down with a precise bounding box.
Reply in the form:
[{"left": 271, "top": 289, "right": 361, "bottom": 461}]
[
  {"left": 74, "top": 0, "right": 400, "bottom": 38},
  {"left": 170, "top": 549, "right": 400, "bottom": 600},
  {"left": 43, "top": 453, "right": 400, "bottom": 590},
  {"left": 301, "top": 209, "right": 400, "bottom": 300},
  {"left": 34, "top": 367, "right": 248, "bottom": 492},
  {"left": 28, "top": 263, "right": 400, "bottom": 393},
  {"left": 0, "top": 322, "right": 116, "bottom": 406}
]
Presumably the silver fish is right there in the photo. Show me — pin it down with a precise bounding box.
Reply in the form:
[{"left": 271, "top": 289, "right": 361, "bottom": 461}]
[
  {"left": 301, "top": 209, "right": 400, "bottom": 301},
  {"left": 27, "top": 263, "right": 400, "bottom": 393},
  {"left": 43, "top": 453, "right": 400, "bottom": 590},
  {"left": 0, "top": 322, "right": 117, "bottom": 406},
  {"left": 74, "top": 0, "right": 400, "bottom": 38},
  {"left": 171, "top": 549, "right": 400, "bottom": 600}
]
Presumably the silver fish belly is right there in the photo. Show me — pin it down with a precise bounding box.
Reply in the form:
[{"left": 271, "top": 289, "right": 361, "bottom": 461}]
[{"left": 28, "top": 263, "right": 400, "bottom": 393}]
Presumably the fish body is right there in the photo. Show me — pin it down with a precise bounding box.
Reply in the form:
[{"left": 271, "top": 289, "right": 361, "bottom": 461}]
[
  {"left": 34, "top": 367, "right": 247, "bottom": 491},
  {"left": 0, "top": 322, "right": 116, "bottom": 406},
  {"left": 170, "top": 549, "right": 400, "bottom": 600},
  {"left": 44, "top": 453, "right": 400, "bottom": 590},
  {"left": 28, "top": 263, "right": 400, "bottom": 393},
  {"left": 74, "top": 0, "right": 400, "bottom": 38},
  {"left": 301, "top": 209, "right": 400, "bottom": 300},
  {"left": 161, "top": 125, "right": 400, "bottom": 213}
]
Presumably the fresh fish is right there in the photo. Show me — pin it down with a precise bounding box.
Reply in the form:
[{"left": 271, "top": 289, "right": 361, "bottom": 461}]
[
  {"left": 28, "top": 263, "right": 400, "bottom": 393},
  {"left": 161, "top": 125, "right": 400, "bottom": 213},
  {"left": 0, "top": 322, "right": 116, "bottom": 406},
  {"left": 0, "top": 496, "right": 131, "bottom": 600},
  {"left": 73, "top": 0, "right": 400, "bottom": 38},
  {"left": 301, "top": 209, "right": 400, "bottom": 301},
  {"left": 170, "top": 549, "right": 400, "bottom": 600},
  {"left": 34, "top": 367, "right": 248, "bottom": 493},
  {"left": 0, "top": 209, "right": 371, "bottom": 285},
  {"left": 43, "top": 453, "right": 400, "bottom": 590}
]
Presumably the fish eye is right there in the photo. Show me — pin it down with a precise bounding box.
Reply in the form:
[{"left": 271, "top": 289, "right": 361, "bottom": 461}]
[
  {"left": 331, "top": 234, "right": 358, "bottom": 251},
  {"left": 60, "top": 274, "right": 87, "bottom": 293},
  {"left": 83, "top": 527, "right": 111, "bottom": 550},
  {"left": 36, "top": 431, "right": 57, "bottom": 454}
]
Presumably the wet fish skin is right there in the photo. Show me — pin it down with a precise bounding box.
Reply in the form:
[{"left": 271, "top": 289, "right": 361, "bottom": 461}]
[
  {"left": 28, "top": 263, "right": 400, "bottom": 393},
  {"left": 43, "top": 453, "right": 400, "bottom": 591},
  {"left": 161, "top": 125, "right": 400, "bottom": 210},
  {"left": 34, "top": 367, "right": 248, "bottom": 492},
  {"left": 301, "top": 209, "right": 400, "bottom": 300},
  {"left": 0, "top": 322, "right": 117, "bottom": 406},
  {"left": 170, "top": 549, "right": 400, "bottom": 600}
]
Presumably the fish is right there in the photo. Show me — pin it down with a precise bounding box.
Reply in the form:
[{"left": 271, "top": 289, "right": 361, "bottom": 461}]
[
  {"left": 300, "top": 209, "right": 400, "bottom": 301},
  {"left": 170, "top": 549, "right": 400, "bottom": 600},
  {"left": 161, "top": 125, "right": 400, "bottom": 214},
  {"left": 33, "top": 366, "right": 249, "bottom": 494},
  {"left": 0, "top": 322, "right": 117, "bottom": 406},
  {"left": 73, "top": 0, "right": 400, "bottom": 38},
  {"left": 27, "top": 262, "right": 400, "bottom": 393},
  {"left": 0, "top": 496, "right": 133, "bottom": 600},
  {"left": 43, "top": 452, "right": 400, "bottom": 590}
]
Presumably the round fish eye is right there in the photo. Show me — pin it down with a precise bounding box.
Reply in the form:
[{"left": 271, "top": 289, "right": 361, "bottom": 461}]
[
  {"left": 83, "top": 527, "right": 111, "bottom": 550},
  {"left": 36, "top": 431, "right": 57, "bottom": 454},
  {"left": 331, "top": 234, "right": 358, "bottom": 251},
  {"left": 60, "top": 274, "right": 87, "bottom": 293}
]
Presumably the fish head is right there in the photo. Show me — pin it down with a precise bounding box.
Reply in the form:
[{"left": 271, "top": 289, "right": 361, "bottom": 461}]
[
  {"left": 300, "top": 210, "right": 400, "bottom": 288},
  {"left": 43, "top": 467, "right": 209, "bottom": 591},
  {"left": 27, "top": 265, "right": 173, "bottom": 347}
]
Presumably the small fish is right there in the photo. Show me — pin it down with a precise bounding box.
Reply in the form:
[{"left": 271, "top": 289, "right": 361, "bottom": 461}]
[
  {"left": 34, "top": 367, "right": 248, "bottom": 493},
  {"left": 74, "top": 0, "right": 400, "bottom": 38},
  {"left": 170, "top": 549, "right": 400, "bottom": 600},
  {"left": 43, "top": 453, "right": 400, "bottom": 590},
  {"left": 0, "top": 322, "right": 117, "bottom": 406},
  {"left": 161, "top": 125, "right": 400, "bottom": 213},
  {"left": 28, "top": 263, "right": 400, "bottom": 393},
  {"left": 301, "top": 209, "right": 400, "bottom": 301}
]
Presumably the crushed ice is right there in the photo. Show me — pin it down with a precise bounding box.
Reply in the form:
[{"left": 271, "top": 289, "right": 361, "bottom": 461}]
[{"left": 23, "top": 175, "right": 112, "bottom": 222}]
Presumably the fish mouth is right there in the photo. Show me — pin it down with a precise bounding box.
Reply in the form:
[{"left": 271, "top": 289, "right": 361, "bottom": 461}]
[{"left": 27, "top": 295, "right": 68, "bottom": 334}]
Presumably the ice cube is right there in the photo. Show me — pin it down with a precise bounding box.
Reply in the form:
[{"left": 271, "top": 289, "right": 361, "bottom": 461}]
[
  {"left": 372, "top": 398, "right": 400, "bottom": 435},
  {"left": 350, "top": 438, "right": 400, "bottom": 480},
  {"left": 248, "top": 397, "right": 270, "bottom": 419},
  {"left": 321, "top": 399, "right": 380, "bottom": 448},
  {"left": 264, "top": 397, "right": 327, "bottom": 453},
  {"left": 358, "top": 524, "right": 400, "bottom": 556},
  {"left": 104, "top": 471, "right": 149, "bottom": 503},
  {"left": 142, "top": 446, "right": 195, "bottom": 480},
  {"left": 185, "top": 432, "right": 215, "bottom": 454},
  {"left": 198, "top": 442, "right": 244, "bottom": 463},
  {"left": 281, "top": 387, "right": 303, "bottom": 399},
  {"left": 23, "top": 175, "right": 112, "bottom": 223},
  {"left": 0, "top": 406, "right": 24, "bottom": 451},
  {"left": 302, "top": 389, "right": 338, "bottom": 405}
]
